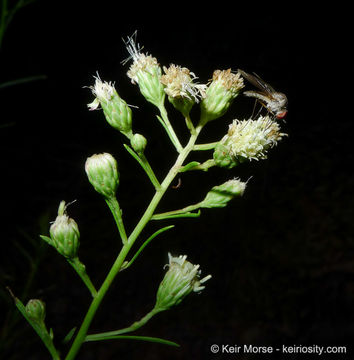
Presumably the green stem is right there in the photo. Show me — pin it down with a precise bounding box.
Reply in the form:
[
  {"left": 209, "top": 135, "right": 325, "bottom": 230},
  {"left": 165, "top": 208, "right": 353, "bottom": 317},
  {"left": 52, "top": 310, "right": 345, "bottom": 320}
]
[
  {"left": 158, "top": 104, "right": 183, "bottom": 153},
  {"left": 105, "top": 197, "right": 128, "bottom": 244},
  {"left": 185, "top": 114, "right": 196, "bottom": 135},
  {"left": 67, "top": 257, "right": 97, "bottom": 298},
  {"left": 65, "top": 243, "right": 132, "bottom": 360},
  {"left": 65, "top": 125, "right": 203, "bottom": 360},
  {"left": 193, "top": 142, "right": 218, "bottom": 151},
  {"left": 85, "top": 308, "right": 162, "bottom": 341}
]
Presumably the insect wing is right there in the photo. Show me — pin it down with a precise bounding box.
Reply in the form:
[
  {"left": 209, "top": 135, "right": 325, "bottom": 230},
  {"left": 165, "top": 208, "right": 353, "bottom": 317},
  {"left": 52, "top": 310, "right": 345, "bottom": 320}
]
[{"left": 238, "top": 69, "right": 276, "bottom": 99}]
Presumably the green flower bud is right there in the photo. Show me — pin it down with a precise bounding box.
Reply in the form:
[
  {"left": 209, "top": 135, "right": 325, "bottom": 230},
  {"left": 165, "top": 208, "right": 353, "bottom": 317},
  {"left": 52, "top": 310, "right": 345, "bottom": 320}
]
[
  {"left": 200, "top": 69, "right": 244, "bottom": 125},
  {"left": 88, "top": 76, "right": 133, "bottom": 138},
  {"left": 25, "top": 299, "right": 46, "bottom": 324},
  {"left": 85, "top": 153, "right": 119, "bottom": 198},
  {"left": 124, "top": 33, "right": 165, "bottom": 107},
  {"left": 130, "top": 133, "right": 147, "bottom": 154},
  {"left": 50, "top": 201, "right": 80, "bottom": 258},
  {"left": 200, "top": 178, "right": 246, "bottom": 208},
  {"left": 155, "top": 253, "right": 211, "bottom": 311}
]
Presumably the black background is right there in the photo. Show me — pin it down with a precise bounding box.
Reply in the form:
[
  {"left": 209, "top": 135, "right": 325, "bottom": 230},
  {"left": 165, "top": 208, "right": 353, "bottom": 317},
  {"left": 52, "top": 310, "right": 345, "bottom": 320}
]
[{"left": 1, "top": 1, "right": 353, "bottom": 359}]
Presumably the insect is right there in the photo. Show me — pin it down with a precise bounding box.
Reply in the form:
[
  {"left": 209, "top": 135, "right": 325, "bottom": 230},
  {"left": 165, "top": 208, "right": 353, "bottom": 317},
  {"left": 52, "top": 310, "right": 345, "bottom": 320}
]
[{"left": 238, "top": 69, "right": 288, "bottom": 119}]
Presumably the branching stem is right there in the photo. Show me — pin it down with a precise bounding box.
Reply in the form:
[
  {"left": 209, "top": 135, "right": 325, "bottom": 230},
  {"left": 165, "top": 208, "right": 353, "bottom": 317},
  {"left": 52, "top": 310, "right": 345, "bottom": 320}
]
[{"left": 65, "top": 125, "right": 203, "bottom": 360}]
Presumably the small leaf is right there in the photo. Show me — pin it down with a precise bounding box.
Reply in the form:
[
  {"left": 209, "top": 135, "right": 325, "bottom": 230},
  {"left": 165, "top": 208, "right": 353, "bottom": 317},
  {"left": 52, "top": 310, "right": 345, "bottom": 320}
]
[
  {"left": 179, "top": 161, "right": 200, "bottom": 173},
  {"left": 62, "top": 327, "right": 77, "bottom": 344}
]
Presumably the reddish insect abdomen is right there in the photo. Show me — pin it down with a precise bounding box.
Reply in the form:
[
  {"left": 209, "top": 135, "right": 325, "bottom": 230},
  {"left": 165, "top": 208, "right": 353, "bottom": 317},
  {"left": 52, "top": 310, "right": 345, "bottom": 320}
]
[{"left": 276, "top": 111, "right": 287, "bottom": 119}]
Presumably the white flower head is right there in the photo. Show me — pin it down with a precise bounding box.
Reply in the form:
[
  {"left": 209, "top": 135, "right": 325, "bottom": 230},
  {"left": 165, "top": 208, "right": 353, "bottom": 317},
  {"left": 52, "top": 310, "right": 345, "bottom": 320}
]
[
  {"left": 167, "top": 253, "right": 212, "bottom": 292},
  {"left": 222, "top": 115, "right": 286, "bottom": 161},
  {"left": 87, "top": 74, "right": 116, "bottom": 110},
  {"left": 160, "top": 64, "right": 207, "bottom": 103},
  {"left": 155, "top": 253, "right": 212, "bottom": 311}
]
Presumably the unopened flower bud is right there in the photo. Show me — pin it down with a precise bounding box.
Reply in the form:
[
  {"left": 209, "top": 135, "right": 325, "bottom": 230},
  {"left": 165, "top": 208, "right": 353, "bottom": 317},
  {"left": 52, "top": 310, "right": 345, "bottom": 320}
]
[
  {"left": 50, "top": 201, "right": 80, "bottom": 258},
  {"left": 25, "top": 299, "right": 46, "bottom": 324},
  {"left": 123, "top": 32, "right": 165, "bottom": 107},
  {"left": 130, "top": 133, "right": 147, "bottom": 154},
  {"left": 155, "top": 253, "right": 211, "bottom": 311},
  {"left": 213, "top": 115, "right": 287, "bottom": 167},
  {"left": 85, "top": 153, "right": 119, "bottom": 198},
  {"left": 88, "top": 76, "right": 133, "bottom": 138},
  {"left": 200, "top": 69, "right": 244, "bottom": 125},
  {"left": 160, "top": 64, "right": 206, "bottom": 117},
  {"left": 200, "top": 178, "right": 246, "bottom": 208}
]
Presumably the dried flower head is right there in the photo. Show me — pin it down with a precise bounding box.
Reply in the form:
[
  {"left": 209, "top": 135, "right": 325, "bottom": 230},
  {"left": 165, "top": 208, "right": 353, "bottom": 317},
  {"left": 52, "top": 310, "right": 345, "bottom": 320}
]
[
  {"left": 212, "top": 69, "right": 244, "bottom": 94},
  {"left": 122, "top": 32, "right": 165, "bottom": 106},
  {"left": 155, "top": 253, "right": 212, "bottom": 311},
  {"left": 214, "top": 115, "right": 286, "bottom": 167},
  {"left": 160, "top": 64, "right": 206, "bottom": 102}
]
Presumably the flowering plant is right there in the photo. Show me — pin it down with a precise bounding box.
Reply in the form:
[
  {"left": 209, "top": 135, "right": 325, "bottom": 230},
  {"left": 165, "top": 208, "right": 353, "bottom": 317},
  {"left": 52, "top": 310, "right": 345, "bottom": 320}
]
[{"left": 9, "top": 32, "right": 287, "bottom": 359}]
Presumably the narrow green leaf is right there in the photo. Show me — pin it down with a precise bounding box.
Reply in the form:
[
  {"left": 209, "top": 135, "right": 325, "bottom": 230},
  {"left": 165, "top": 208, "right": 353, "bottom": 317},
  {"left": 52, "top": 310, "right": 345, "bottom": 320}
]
[
  {"left": 151, "top": 210, "right": 201, "bottom": 220},
  {"left": 179, "top": 161, "right": 201, "bottom": 173},
  {"left": 0, "top": 75, "right": 47, "bottom": 90},
  {"left": 123, "top": 143, "right": 141, "bottom": 163},
  {"left": 181, "top": 159, "right": 216, "bottom": 172},
  {"left": 85, "top": 334, "right": 179, "bottom": 347},
  {"left": 124, "top": 144, "right": 161, "bottom": 190},
  {"left": 122, "top": 225, "right": 174, "bottom": 270},
  {"left": 63, "top": 327, "right": 77, "bottom": 344}
]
